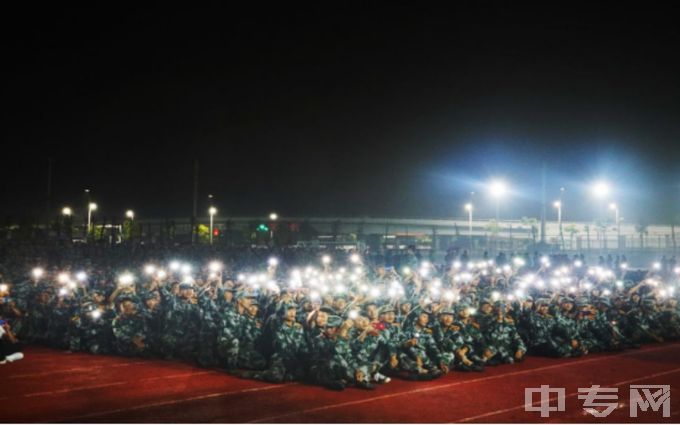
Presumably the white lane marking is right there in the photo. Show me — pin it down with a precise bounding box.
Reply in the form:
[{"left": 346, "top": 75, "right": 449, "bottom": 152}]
[{"left": 249, "top": 343, "right": 677, "bottom": 423}]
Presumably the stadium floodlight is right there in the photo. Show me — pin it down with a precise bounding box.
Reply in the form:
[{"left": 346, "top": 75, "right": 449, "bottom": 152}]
[
  {"left": 591, "top": 181, "right": 610, "bottom": 199},
  {"left": 488, "top": 179, "right": 508, "bottom": 221},
  {"left": 489, "top": 180, "right": 507, "bottom": 198}
]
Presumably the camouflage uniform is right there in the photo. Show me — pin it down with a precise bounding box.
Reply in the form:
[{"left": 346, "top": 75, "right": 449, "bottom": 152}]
[
  {"left": 112, "top": 310, "right": 148, "bottom": 356},
  {"left": 307, "top": 316, "right": 354, "bottom": 390}
]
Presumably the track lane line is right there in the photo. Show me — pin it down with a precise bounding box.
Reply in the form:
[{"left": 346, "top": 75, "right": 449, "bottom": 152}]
[
  {"left": 8, "top": 370, "right": 216, "bottom": 399},
  {"left": 8, "top": 360, "right": 148, "bottom": 379},
  {"left": 62, "top": 383, "right": 299, "bottom": 422},
  {"left": 456, "top": 366, "right": 680, "bottom": 422},
  {"left": 248, "top": 343, "right": 678, "bottom": 423}
]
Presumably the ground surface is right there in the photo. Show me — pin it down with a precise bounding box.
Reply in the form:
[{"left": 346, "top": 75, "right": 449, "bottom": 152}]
[{"left": 1, "top": 344, "right": 680, "bottom": 423}]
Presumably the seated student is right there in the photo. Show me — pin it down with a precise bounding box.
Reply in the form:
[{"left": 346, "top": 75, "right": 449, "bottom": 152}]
[{"left": 0, "top": 319, "right": 24, "bottom": 364}]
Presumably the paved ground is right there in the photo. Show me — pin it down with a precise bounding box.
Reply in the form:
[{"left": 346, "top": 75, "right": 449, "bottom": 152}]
[{"left": 1, "top": 343, "right": 679, "bottom": 422}]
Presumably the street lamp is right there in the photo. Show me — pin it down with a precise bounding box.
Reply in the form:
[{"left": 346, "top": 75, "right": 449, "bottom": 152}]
[
  {"left": 464, "top": 203, "right": 473, "bottom": 244},
  {"left": 208, "top": 207, "right": 217, "bottom": 245},
  {"left": 126, "top": 210, "right": 134, "bottom": 220},
  {"left": 269, "top": 212, "right": 278, "bottom": 242},
  {"left": 553, "top": 200, "right": 562, "bottom": 247},
  {"left": 609, "top": 203, "right": 620, "bottom": 247},
  {"left": 488, "top": 180, "right": 507, "bottom": 221},
  {"left": 87, "top": 202, "right": 97, "bottom": 236},
  {"left": 62, "top": 207, "right": 72, "bottom": 216}
]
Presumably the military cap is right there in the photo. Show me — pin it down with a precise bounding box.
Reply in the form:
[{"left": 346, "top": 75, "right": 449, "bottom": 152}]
[
  {"left": 438, "top": 306, "right": 456, "bottom": 315},
  {"left": 378, "top": 304, "right": 396, "bottom": 315},
  {"left": 594, "top": 297, "right": 611, "bottom": 307},
  {"left": 575, "top": 297, "right": 592, "bottom": 307},
  {"left": 179, "top": 282, "right": 194, "bottom": 290},
  {"left": 117, "top": 293, "right": 140, "bottom": 304},
  {"left": 535, "top": 298, "right": 551, "bottom": 306},
  {"left": 558, "top": 296, "right": 575, "bottom": 305},
  {"left": 235, "top": 291, "right": 257, "bottom": 300},
  {"left": 326, "top": 315, "right": 343, "bottom": 328},
  {"left": 319, "top": 306, "right": 338, "bottom": 315}
]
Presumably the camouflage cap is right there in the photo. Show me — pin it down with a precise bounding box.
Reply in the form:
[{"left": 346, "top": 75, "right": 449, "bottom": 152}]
[
  {"left": 377, "top": 304, "right": 396, "bottom": 315},
  {"left": 438, "top": 306, "right": 456, "bottom": 315},
  {"left": 535, "top": 298, "right": 552, "bottom": 306},
  {"left": 319, "top": 306, "right": 338, "bottom": 316},
  {"left": 326, "top": 315, "right": 343, "bottom": 328},
  {"left": 575, "top": 297, "right": 592, "bottom": 308},
  {"left": 235, "top": 291, "right": 257, "bottom": 300}
]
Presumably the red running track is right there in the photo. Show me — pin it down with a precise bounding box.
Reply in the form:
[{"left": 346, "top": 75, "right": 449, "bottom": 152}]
[{"left": 1, "top": 344, "right": 679, "bottom": 423}]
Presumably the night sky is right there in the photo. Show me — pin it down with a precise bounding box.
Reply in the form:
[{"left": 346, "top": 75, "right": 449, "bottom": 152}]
[{"left": 3, "top": 3, "right": 680, "bottom": 223}]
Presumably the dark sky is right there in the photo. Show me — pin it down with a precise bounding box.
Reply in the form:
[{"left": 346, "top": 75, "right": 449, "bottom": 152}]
[{"left": 3, "top": 3, "right": 680, "bottom": 223}]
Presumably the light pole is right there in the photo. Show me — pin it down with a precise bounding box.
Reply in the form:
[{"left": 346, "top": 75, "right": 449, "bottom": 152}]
[
  {"left": 489, "top": 180, "right": 507, "bottom": 222},
  {"left": 87, "top": 202, "right": 97, "bottom": 238},
  {"left": 126, "top": 210, "right": 134, "bottom": 220},
  {"left": 269, "top": 212, "right": 278, "bottom": 243},
  {"left": 553, "top": 200, "right": 562, "bottom": 249},
  {"left": 610, "top": 203, "right": 620, "bottom": 248},
  {"left": 464, "top": 203, "right": 473, "bottom": 246},
  {"left": 209, "top": 207, "right": 217, "bottom": 245},
  {"left": 61, "top": 207, "right": 72, "bottom": 240}
]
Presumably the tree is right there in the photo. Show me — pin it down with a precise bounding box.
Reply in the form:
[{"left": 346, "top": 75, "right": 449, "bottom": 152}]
[
  {"left": 564, "top": 224, "right": 579, "bottom": 250},
  {"left": 521, "top": 217, "right": 539, "bottom": 244},
  {"left": 635, "top": 219, "right": 649, "bottom": 249}
]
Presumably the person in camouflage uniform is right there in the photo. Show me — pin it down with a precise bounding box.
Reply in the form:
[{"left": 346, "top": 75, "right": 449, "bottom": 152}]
[
  {"left": 350, "top": 314, "right": 390, "bottom": 386},
  {"left": 47, "top": 289, "right": 77, "bottom": 349},
  {"left": 307, "top": 315, "right": 357, "bottom": 390},
  {"left": 554, "top": 296, "right": 586, "bottom": 357},
  {"left": 398, "top": 310, "right": 447, "bottom": 380},
  {"left": 141, "top": 291, "right": 164, "bottom": 356},
  {"left": 69, "top": 294, "right": 116, "bottom": 354},
  {"left": 376, "top": 304, "right": 402, "bottom": 375},
  {"left": 160, "top": 282, "right": 202, "bottom": 361},
  {"left": 658, "top": 298, "right": 680, "bottom": 341},
  {"left": 485, "top": 301, "right": 526, "bottom": 364},
  {"left": 525, "top": 298, "right": 575, "bottom": 357},
  {"left": 236, "top": 295, "right": 267, "bottom": 371},
  {"left": 216, "top": 290, "right": 242, "bottom": 372},
  {"left": 432, "top": 306, "right": 466, "bottom": 370},
  {"left": 249, "top": 301, "right": 308, "bottom": 383},
  {"left": 112, "top": 295, "right": 148, "bottom": 356},
  {"left": 24, "top": 285, "right": 52, "bottom": 344},
  {"left": 453, "top": 303, "right": 490, "bottom": 370},
  {"left": 623, "top": 296, "right": 664, "bottom": 344},
  {"left": 195, "top": 286, "right": 220, "bottom": 367}
]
